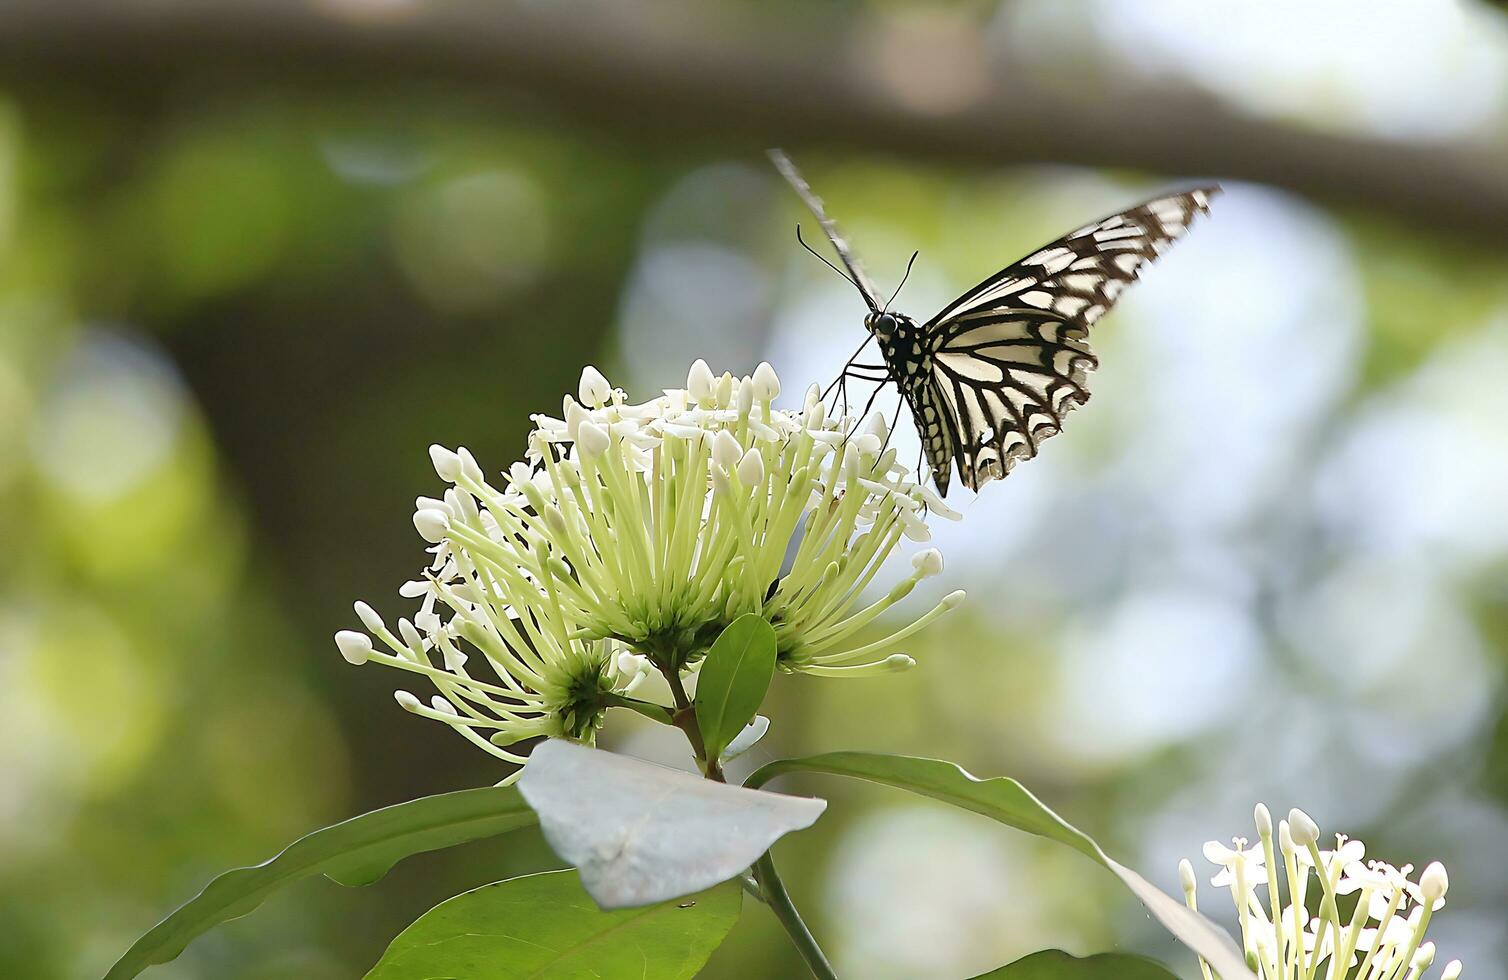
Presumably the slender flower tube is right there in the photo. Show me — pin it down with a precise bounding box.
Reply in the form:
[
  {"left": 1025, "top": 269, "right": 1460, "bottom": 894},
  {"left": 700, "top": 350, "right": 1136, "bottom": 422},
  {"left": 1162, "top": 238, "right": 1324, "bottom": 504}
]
[
  {"left": 335, "top": 361, "right": 962, "bottom": 773},
  {"left": 1182, "top": 805, "right": 1462, "bottom": 980}
]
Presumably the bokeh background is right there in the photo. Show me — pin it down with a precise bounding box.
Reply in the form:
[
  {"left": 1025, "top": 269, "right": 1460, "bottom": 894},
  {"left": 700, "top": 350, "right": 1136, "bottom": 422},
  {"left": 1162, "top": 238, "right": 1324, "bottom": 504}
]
[{"left": 3, "top": 1, "right": 1507, "bottom": 977}]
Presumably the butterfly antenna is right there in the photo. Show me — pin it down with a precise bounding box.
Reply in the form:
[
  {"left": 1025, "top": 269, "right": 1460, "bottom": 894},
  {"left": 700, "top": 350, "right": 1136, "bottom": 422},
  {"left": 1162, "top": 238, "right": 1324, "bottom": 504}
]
[
  {"left": 882, "top": 250, "right": 920, "bottom": 313},
  {"left": 796, "top": 225, "right": 862, "bottom": 292}
]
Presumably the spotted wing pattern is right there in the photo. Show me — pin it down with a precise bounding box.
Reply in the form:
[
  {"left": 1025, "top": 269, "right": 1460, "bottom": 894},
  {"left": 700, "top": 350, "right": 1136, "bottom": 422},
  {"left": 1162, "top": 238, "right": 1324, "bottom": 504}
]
[{"left": 924, "top": 187, "right": 1219, "bottom": 493}]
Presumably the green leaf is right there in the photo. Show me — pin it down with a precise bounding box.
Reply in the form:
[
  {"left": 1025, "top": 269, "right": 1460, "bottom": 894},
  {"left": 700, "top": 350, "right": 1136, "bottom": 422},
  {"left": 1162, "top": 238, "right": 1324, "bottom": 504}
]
[
  {"left": 694, "top": 614, "right": 777, "bottom": 764},
  {"left": 745, "top": 753, "right": 1253, "bottom": 980},
  {"left": 518, "top": 740, "right": 824, "bottom": 909},
  {"left": 971, "top": 949, "right": 1179, "bottom": 979},
  {"left": 106, "top": 786, "right": 536, "bottom": 980},
  {"left": 365, "top": 869, "right": 742, "bottom": 979}
]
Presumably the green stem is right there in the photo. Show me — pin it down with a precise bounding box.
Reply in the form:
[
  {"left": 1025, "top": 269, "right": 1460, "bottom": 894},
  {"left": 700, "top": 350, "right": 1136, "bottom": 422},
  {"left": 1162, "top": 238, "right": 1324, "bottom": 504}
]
[
  {"left": 752, "top": 851, "right": 837, "bottom": 980},
  {"left": 660, "top": 659, "right": 833, "bottom": 976}
]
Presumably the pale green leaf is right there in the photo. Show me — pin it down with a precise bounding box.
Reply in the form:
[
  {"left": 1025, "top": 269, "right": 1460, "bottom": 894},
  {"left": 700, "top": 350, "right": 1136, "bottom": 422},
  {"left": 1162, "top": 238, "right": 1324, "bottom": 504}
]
[{"left": 746, "top": 753, "right": 1252, "bottom": 980}]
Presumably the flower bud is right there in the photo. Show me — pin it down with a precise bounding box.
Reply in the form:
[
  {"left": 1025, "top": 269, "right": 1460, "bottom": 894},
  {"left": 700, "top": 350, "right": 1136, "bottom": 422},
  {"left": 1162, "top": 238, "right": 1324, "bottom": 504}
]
[
  {"left": 398, "top": 618, "right": 425, "bottom": 655},
  {"left": 711, "top": 466, "right": 733, "bottom": 498},
  {"left": 911, "top": 548, "right": 944, "bottom": 578},
  {"left": 862, "top": 410, "right": 889, "bottom": 442},
  {"left": 752, "top": 361, "right": 781, "bottom": 401},
  {"left": 413, "top": 508, "right": 451, "bottom": 543},
  {"left": 429, "top": 444, "right": 461, "bottom": 482},
  {"left": 1278, "top": 820, "right": 1294, "bottom": 855},
  {"left": 737, "top": 448, "right": 766, "bottom": 487},
  {"left": 430, "top": 695, "right": 458, "bottom": 716},
  {"left": 1178, "top": 858, "right": 1196, "bottom": 897},
  {"left": 1254, "top": 803, "right": 1272, "bottom": 838},
  {"left": 1420, "top": 861, "right": 1449, "bottom": 903},
  {"left": 712, "top": 430, "right": 743, "bottom": 470},
  {"left": 688, "top": 359, "right": 715, "bottom": 402},
  {"left": 452, "top": 447, "right": 482, "bottom": 483},
  {"left": 579, "top": 365, "right": 612, "bottom": 407},
  {"left": 544, "top": 504, "right": 568, "bottom": 536},
  {"left": 565, "top": 399, "right": 589, "bottom": 442},
  {"left": 852, "top": 433, "right": 883, "bottom": 457},
  {"left": 577, "top": 421, "right": 610, "bottom": 457},
  {"left": 334, "top": 630, "right": 373, "bottom": 665},
  {"left": 737, "top": 377, "right": 755, "bottom": 417},
  {"left": 353, "top": 601, "right": 385, "bottom": 634},
  {"left": 1442, "top": 959, "right": 1463, "bottom": 980},
  {"left": 1413, "top": 943, "right": 1436, "bottom": 969},
  {"left": 884, "top": 654, "right": 916, "bottom": 671},
  {"left": 714, "top": 372, "right": 733, "bottom": 407},
  {"left": 940, "top": 590, "right": 966, "bottom": 610},
  {"left": 1288, "top": 808, "right": 1319, "bottom": 847},
  {"left": 394, "top": 690, "right": 423, "bottom": 712}
]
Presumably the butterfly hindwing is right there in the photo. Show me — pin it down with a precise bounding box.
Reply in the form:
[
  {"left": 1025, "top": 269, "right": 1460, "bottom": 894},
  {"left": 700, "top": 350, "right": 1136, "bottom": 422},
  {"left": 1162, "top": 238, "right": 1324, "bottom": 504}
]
[{"left": 925, "top": 186, "right": 1219, "bottom": 492}]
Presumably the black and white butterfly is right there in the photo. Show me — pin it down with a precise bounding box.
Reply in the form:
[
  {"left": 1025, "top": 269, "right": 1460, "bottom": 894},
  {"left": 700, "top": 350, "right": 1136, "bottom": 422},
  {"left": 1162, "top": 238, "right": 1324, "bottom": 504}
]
[{"left": 770, "top": 150, "right": 1219, "bottom": 496}]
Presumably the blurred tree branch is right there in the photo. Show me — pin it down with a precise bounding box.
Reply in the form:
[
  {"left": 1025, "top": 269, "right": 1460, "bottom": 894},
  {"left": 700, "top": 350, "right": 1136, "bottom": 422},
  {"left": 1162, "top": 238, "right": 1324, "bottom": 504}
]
[{"left": 3, "top": 0, "right": 1507, "bottom": 241}]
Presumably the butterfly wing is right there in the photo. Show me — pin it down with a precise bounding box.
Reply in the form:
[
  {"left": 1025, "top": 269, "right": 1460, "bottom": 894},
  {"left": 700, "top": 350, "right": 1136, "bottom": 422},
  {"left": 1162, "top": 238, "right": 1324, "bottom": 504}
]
[{"left": 924, "top": 186, "right": 1219, "bottom": 492}]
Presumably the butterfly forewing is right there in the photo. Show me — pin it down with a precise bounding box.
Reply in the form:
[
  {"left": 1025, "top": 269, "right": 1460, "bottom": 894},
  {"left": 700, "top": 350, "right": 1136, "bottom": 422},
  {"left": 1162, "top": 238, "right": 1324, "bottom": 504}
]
[{"left": 926, "top": 186, "right": 1219, "bottom": 492}]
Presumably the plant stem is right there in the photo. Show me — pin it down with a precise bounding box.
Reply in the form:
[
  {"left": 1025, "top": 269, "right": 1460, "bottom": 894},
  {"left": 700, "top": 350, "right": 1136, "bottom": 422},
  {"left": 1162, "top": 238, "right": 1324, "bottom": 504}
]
[
  {"left": 661, "top": 658, "right": 833, "bottom": 976},
  {"left": 752, "top": 851, "right": 837, "bottom": 980}
]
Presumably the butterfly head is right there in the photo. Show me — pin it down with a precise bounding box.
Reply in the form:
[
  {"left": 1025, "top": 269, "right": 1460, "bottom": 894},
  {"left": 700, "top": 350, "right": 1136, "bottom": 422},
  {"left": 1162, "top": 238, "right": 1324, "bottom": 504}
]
[{"left": 865, "top": 312, "right": 899, "bottom": 339}]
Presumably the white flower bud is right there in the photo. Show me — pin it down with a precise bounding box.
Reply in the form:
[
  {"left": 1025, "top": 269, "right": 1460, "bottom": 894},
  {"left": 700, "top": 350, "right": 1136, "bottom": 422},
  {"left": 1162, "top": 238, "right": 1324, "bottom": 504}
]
[
  {"left": 712, "top": 430, "right": 743, "bottom": 470},
  {"left": 415, "top": 495, "right": 451, "bottom": 515},
  {"left": 394, "top": 690, "right": 423, "bottom": 712},
  {"left": 737, "top": 376, "right": 755, "bottom": 417},
  {"left": 940, "top": 590, "right": 965, "bottom": 610},
  {"left": 455, "top": 447, "right": 484, "bottom": 484},
  {"left": 564, "top": 398, "right": 589, "bottom": 442},
  {"left": 413, "top": 508, "right": 451, "bottom": 543},
  {"left": 509, "top": 461, "right": 534, "bottom": 487},
  {"left": 1420, "top": 861, "right": 1449, "bottom": 903},
  {"left": 711, "top": 466, "right": 733, "bottom": 498},
  {"left": 688, "top": 359, "right": 715, "bottom": 402},
  {"left": 862, "top": 410, "right": 889, "bottom": 442},
  {"left": 579, "top": 365, "right": 612, "bottom": 407},
  {"left": 398, "top": 618, "right": 425, "bottom": 654},
  {"left": 353, "top": 601, "right": 385, "bottom": 634},
  {"left": 805, "top": 397, "right": 827, "bottom": 430},
  {"left": 577, "top": 421, "right": 610, "bottom": 457},
  {"left": 1413, "top": 943, "right": 1436, "bottom": 969},
  {"left": 1178, "top": 858, "right": 1196, "bottom": 896},
  {"left": 1278, "top": 820, "right": 1294, "bottom": 855},
  {"left": 910, "top": 548, "right": 943, "bottom": 578},
  {"left": 1442, "top": 959, "right": 1462, "bottom": 980},
  {"left": 1254, "top": 803, "right": 1272, "bottom": 837},
  {"left": 884, "top": 653, "right": 916, "bottom": 671},
  {"left": 737, "top": 448, "right": 766, "bottom": 487},
  {"left": 852, "top": 433, "right": 883, "bottom": 456},
  {"left": 334, "top": 630, "right": 373, "bottom": 665},
  {"left": 430, "top": 695, "right": 458, "bottom": 716},
  {"left": 752, "top": 361, "right": 781, "bottom": 401},
  {"left": 543, "top": 504, "right": 568, "bottom": 536},
  {"left": 1288, "top": 808, "right": 1319, "bottom": 847},
  {"left": 429, "top": 444, "right": 461, "bottom": 482}
]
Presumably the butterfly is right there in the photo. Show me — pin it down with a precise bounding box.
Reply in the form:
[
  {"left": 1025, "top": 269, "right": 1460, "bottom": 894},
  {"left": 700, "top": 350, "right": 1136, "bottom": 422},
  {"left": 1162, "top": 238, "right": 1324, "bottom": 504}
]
[{"left": 769, "top": 150, "right": 1219, "bottom": 496}]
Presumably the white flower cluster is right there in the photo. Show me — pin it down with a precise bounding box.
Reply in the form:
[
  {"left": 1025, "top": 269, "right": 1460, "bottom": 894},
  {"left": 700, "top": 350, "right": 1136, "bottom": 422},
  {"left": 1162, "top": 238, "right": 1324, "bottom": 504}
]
[
  {"left": 1182, "top": 805, "right": 1460, "bottom": 980},
  {"left": 336, "top": 361, "right": 963, "bottom": 773}
]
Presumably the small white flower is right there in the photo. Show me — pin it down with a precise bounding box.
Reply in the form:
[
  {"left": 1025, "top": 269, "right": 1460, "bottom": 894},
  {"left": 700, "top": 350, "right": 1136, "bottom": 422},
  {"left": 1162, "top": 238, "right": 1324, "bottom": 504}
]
[
  {"left": 1182, "top": 809, "right": 1462, "bottom": 980},
  {"left": 1203, "top": 836, "right": 1265, "bottom": 888}
]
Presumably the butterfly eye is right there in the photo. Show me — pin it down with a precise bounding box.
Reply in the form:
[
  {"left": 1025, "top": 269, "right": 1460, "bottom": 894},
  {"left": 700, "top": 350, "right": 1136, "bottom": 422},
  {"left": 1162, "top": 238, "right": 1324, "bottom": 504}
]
[{"left": 871, "top": 313, "right": 897, "bottom": 335}]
